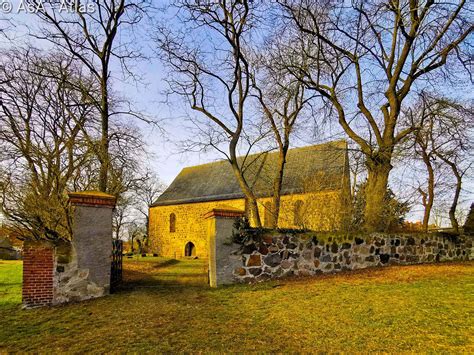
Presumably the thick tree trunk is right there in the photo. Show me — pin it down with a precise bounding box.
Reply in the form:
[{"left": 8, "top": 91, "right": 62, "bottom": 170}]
[
  {"left": 270, "top": 148, "right": 288, "bottom": 229},
  {"left": 364, "top": 157, "right": 392, "bottom": 232}
]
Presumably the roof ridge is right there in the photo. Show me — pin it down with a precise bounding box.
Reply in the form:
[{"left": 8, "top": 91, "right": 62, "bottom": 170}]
[
  {"left": 151, "top": 140, "right": 349, "bottom": 207},
  {"left": 181, "top": 139, "right": 347, "bottom": 172}
]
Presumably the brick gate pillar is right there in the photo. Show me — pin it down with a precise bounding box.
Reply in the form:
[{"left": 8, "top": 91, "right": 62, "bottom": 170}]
[
  {"left": 22, "top": 240, "right": 55, "bottom": 307},
  {"left": 205, "top": 208, "right": 244, "bottom": 287}
]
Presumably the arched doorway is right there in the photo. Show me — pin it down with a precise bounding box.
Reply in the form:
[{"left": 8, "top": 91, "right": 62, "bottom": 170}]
[{"left": 184, "top": 241, "right": 196, "bottom": 257}]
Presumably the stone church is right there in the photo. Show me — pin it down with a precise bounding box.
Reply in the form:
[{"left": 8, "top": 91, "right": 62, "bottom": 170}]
[{"left": 149, "top": 140, "right": 351, "bottom": 258}]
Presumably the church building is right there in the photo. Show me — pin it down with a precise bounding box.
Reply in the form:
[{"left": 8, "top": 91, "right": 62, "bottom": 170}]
[{"left": 149, "top": 140, "right": 351, "bottom": 258}]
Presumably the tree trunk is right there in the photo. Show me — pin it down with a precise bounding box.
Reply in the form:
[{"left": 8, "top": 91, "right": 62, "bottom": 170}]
[
  {"left": 270, "top": 148, "right": 288, "bottom": 229},
  {"left": 98, "top": 74, "right": 110, "bottom": 193},
  {"left": 145, "top": 215, "right": 150, "bottom": 247},
  {"left": 435, "top": 154, "right": 461, "bottom": 233},
  {"left": 449, "top": 170, "right": 461, "bottom": 233},
  {"left": 364, "top": 157, "right": 392, "bottom": 232},
  {"left": 231, "top": 163, "right": 262, "bottom": 227},
  {"left": 229, "top": 138, "right": 262, "bottom": 227},
  {"left": 420, "top": 151, "right": 434, "bottom": 231}
]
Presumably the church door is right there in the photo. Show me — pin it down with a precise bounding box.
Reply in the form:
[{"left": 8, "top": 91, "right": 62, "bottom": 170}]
[{"left": 184, "top": 242, "right": 196, "bottom": 257}]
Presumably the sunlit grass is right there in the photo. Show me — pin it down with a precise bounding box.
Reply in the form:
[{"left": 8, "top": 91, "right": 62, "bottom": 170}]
[
  {"left": 123, "top": 256, "right": 208, "bottom": 286},
  {"left": 0, "top": 260, "right": 22, "bottom": 309},
  {"left": 0, "top": 258, "right": 473, "bottom": 352}
]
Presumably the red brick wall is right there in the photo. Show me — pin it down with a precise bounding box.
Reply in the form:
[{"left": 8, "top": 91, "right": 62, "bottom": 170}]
[{"left": 22, "top": 241, "right": 54, "bottom": 307}]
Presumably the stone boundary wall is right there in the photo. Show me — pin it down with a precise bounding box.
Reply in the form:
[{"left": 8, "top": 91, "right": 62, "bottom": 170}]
[
  {"left": 227, "top": 233, "right": 473, "bottom": 283},
  {"left": 22, "top": 241, "right": 55, "bottom": 307}
]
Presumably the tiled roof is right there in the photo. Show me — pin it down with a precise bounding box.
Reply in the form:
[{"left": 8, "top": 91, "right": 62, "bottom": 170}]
[{"left": 152, "top": 140, "right": 348, "bottom": 206}]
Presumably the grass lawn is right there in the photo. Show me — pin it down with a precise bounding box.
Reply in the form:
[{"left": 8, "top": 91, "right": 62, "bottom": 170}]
[
  {"left": 0, "top": 258, "right": 473, "bottom": 352},
  {"left": 0, "top": 260, "right": 22, "bottom": 308}
]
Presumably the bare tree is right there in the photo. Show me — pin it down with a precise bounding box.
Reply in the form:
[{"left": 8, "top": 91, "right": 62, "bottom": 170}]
[
  {"left": 106, "top": 122, "right": 153, "bottom": 241},
  {"left": 132, "top": 170, "right": 165, "bottom": 246},
  {"left": 279, "top": 0, "right": 473, "bottom": 231},
  {"left": 427, "top": 98, "right": 473, "bottom": 232},
  {"left": 404, "top": 93, "right": 438, "bottom": 231},
  {"left": 29, "top": 0, "right": 152, "bottom": 192},
  {"left": 405, "top": 92, "right": 473, "bottom": 232},
  {"left": 251, "top": 34, "right": 316, "bottom": 227},
  {"left": 0, "top": 47, "right": 152, "bottom": 242},
  {"left": 156, "top": 0, "right": 265, "bottom": 226},
  {"left": 0, "top": 48, "right": 98, "bottom": 240},
  {"left": 127, "top": 221, "right": 146, "bottom": 254}
]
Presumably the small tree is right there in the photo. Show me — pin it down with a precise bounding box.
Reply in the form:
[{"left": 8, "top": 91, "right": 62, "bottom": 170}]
[
  {"left": 405, "top": 92, "right": 472, "bottom": 232},
  {"left": 427, "top": 99, "right": 472, "bottom": 232},
  {"left": 132, "top": 170, "right": 165, "bottom": 247},
  {"left": 352, "top": 182, "right": 410, "bottom": 233}
]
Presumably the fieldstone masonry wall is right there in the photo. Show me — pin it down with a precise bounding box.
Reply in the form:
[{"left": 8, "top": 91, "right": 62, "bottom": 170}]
[
  {"left": 213, "top": 229, "right": 473, "bottom": 284},
  {"left": 208, "top": 211, "right": 470, "bottom": 285},
  {"left": 22, "top": 191, "right": 116, "bottom": 307}
]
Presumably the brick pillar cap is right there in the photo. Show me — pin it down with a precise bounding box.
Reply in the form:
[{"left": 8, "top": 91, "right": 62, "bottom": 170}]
[
  {"left": 204, "top": 207, "right": 245, "bottom": 219},
  {"left": 68, "top": 190, "right": 116, "bottom": 208}
]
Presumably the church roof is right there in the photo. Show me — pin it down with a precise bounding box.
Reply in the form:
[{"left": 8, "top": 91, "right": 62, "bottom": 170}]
[{"left": 152, "top": 140, "right": 349, "bottom": 207}]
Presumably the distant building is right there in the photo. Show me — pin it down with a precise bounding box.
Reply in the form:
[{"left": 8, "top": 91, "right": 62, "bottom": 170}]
[
  {"left": 0, "top": 221, "right": 23, "bottom": 260},
  {"left": 149, "top": 140, "right": 351, "bottom": 258}
]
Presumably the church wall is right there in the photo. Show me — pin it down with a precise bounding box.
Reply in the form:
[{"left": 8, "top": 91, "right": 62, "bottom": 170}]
[
  {"left": 149, "top": 199, "right": 245, "bottom": 258},
  {"left": 256, "top": 191, "right": 350, "bottom": 231},
  {"left": 149, "top": 189, "right": 350, "bottom": 258}
]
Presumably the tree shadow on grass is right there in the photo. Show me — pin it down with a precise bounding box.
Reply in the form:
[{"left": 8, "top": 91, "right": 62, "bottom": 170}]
[
  {"left": 121, "top": 258, "right": 209, "bottom": 290},
  {"left": 151, "top": 259, "right": 180, "bottom": 269}
]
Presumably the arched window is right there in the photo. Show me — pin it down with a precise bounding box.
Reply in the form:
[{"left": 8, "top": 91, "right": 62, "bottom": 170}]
[
  {"left": 185, "top": 241, "right": 196, "bottom": 257},
  {"left": 264, "top": 202, "right": 272, "bottom": 228},
  {"left": 293, "top": 200, "right": 304, "bottom": 227},
  {"left": 169, "top": 213, "right": 176, "bottom": 233}
]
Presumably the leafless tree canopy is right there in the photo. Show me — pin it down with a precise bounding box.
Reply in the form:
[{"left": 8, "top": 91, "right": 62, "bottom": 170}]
[
  {"left": 28, "top": 0, "right": 153, "bottom": 192},
  {"left": 0, "top": 49, "right": 99, "bottom": 240},
  {"left": 277, "top": 0, "right": 473, "bottom": 231},
  {"left": 410, "top": 94, "right": 473, "bottom": 231},
  {"left": 0, "top": 47, "right": 157, "bottom": 242},
  {"left": 156, "top": 0, "right": 269, "bottom": 226}
]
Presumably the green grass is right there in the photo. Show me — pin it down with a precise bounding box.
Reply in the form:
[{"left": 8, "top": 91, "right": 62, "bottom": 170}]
[
  {"left": 0, "top": 257, "right": 473, "bottom": 352},
  {"left": 123, "top": 255, "right": 208, "bottom": 286},
  {"left": 0, "top": 260, "right": 22, "bottom": 309}
]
